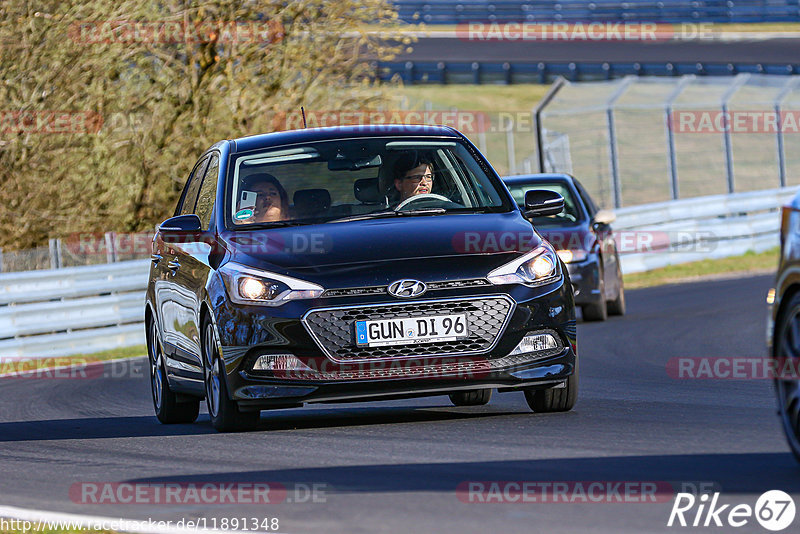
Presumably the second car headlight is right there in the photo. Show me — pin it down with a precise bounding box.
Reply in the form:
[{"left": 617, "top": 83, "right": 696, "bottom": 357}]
[
  {"left": 556, "top": 249, "right": 588, "bottom": 264},
  {"left": 219, "top": 262, "right": 324, "bottom": 306},
  {"left": 487, "top": 245, "right": 561, "bottom": 286}
]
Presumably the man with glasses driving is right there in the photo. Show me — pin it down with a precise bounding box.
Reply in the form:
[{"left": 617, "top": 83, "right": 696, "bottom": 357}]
[{"left": 392, "top": 152, "right": 435, "bottom": 202}]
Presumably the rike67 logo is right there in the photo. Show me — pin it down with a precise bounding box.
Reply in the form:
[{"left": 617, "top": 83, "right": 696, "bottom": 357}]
[{"left": 668, "top": 490, "right": 796, "bottom": 531}]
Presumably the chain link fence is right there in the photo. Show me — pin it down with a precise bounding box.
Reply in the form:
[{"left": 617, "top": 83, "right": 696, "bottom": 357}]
[{"left": 536, "top": 74, "right": 800, "bottom": 209}]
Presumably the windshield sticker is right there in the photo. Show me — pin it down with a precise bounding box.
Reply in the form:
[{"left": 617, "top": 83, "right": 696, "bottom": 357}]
[{"left": 234, "top": 208, "right": 254, "bottom": 221}]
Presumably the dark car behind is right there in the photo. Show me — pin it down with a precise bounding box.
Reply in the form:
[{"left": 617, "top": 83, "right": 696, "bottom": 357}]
[{"left": 502, "top": 173, "right": 625, "bottom": 321}]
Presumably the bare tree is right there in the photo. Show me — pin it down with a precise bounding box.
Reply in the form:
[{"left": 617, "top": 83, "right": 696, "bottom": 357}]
[{"left": 0, "top": 0, "right": 407, "bottom": 249}]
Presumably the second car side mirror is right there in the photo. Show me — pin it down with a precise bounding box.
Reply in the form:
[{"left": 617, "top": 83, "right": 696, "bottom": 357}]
[
  {"left": 593, "top": 209, "right": 616, "bottom": 226},
  {"left": 524, "top": 190, "right": 564, "bottom": 218}
]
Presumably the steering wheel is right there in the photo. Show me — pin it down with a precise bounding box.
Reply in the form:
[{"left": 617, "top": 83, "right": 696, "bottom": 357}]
[{"left": 395, "top": 193, "right": 452, "bottom": 211}]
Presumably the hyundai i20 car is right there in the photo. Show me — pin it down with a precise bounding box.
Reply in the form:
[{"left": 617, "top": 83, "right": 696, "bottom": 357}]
[
  {"left": 145, "top": 125, "right": 578, "bottom": 431},
  {"left": 503, "top": 174, "right": 625, "bottom": 321}
]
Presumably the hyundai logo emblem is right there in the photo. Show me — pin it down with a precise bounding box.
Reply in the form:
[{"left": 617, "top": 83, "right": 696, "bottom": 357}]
[{"left": 387, "top": 279, "right": 427, "bottom": 298}]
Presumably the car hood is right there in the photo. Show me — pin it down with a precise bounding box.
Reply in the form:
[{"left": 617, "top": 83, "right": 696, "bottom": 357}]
[{"left": 220, "top": 212, "right": 542, "bottom": 285}]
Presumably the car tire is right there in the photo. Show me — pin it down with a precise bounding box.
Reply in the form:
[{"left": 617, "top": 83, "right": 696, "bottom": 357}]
[
  {"left": 203, "top": 320, "right": 260, "bottom": 433},
  {"left": 773, "top": 293, "right": 800, "bottom": 463},
  {"left": 147, "top": 319, "right": 200, "bottom": 424},
  {"left": 607, "top": 263, "right": 626, "bottom": 316},
  {"left": 523, "top": 364, "right": 578, "bottom": 413},
  {"left": 449, "top": 389, "right": 492, "bottom": 406}
]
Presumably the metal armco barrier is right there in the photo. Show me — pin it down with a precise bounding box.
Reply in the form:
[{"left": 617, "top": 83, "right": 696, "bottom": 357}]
[
  {"left": 0, "top": 261, "right": 149, "bottom": 360},
  {"left": 0, "top": 186, "right": 795, "bottom": 359},
  {"left": 392, "top": 1, "right": 800, "bottom": 24},
  {"left": 614, "top": 186, "right": 797, "bottom": 273}
]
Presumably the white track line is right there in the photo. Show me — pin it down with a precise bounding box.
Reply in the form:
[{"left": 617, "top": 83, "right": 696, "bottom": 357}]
[{"left": 0, "top": 505, "right": 230, "bottom": 534}]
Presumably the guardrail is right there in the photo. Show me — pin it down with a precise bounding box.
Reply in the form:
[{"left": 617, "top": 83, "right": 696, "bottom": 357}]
[
  {"left": 0, "top": 261, "right": 148, "bottom": 360},
  {"left": 0, "top": 187, "right": 794, "bottom": 359},
  {"left": 378, "top": 61, "right": 800, "bottom": 85},
  {"left": 614, "top": 186, "right": 797, "bottom": 274},
  {"left": 393, "top": 1, "right": 800, "bottom": 24}
]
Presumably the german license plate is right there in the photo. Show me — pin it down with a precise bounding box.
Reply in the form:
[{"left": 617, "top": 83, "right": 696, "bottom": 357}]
[{"left": 355, "top": 314, "right": 469, "bottom": 347}]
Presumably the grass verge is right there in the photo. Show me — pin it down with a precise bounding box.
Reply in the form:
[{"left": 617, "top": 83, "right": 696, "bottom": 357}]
[
  {"left": 623, "top": 248, "right": 778, "bottom": 289},
  {"left": 0, "top": 345, "right": 147, "bottom": 377}
]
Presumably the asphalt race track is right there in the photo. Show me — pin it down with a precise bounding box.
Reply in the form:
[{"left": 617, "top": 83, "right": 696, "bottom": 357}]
[
  {"left": 0, "top": 274, "right": 798, "bottom": 533},
  {"left": 399, "top": 37, "right": 800, "bottom": 64}
]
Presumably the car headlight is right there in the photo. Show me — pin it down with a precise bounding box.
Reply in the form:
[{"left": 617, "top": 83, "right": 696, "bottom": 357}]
[
  {"left": 219, "top": 262, "right": 324, "bottom": 306},
  {"left": 487, "top": 245, "right": 561, "bottom": 286},
  {"left": 556, "top": 249, "right": 588, "bottom": 263}
]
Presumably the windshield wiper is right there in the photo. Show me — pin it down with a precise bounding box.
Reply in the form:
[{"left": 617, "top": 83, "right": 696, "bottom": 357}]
[
  {"left": 326, "top": 208, "right": 446, "bottom": 224},
  {"left": 326, "top": 210, "right": 399, "bottom": 223},
  {"left": 396, "top": 208, "right": 447, "bottom": 216},
  {"left": 235, "top": 220, "right": 311, "bottom": 229}
]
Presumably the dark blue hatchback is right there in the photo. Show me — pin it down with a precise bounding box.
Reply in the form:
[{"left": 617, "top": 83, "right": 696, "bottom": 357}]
[{"left": 145, "top": 125, "right": 578, "bottom": 431}]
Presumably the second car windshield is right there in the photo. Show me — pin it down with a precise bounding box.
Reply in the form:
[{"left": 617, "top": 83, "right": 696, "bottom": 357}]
[{"left": 228, "top": 138, "right": 509, "bottom": 227}]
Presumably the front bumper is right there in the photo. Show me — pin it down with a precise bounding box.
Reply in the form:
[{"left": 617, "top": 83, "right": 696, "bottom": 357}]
[
  {"left": 207, "top": 274, "right": 577, "bottom": 409},
  {"left": 563, "top": 255, "right": 602, "bottom": 306}
]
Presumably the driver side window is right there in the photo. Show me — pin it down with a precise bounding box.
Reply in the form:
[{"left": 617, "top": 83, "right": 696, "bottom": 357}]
[{"left": 177, "top": 157, "right": 209, "bottom": 216}]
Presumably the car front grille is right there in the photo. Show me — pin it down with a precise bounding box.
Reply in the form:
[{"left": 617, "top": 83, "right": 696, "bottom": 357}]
[{"left": 302, "top": 296, "right": 515, "bottom": 362}]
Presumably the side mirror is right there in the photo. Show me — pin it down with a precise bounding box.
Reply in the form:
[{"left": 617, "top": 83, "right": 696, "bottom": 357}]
[
  {"left": 592, "top": 209, "right": 616, "bottom": 232},
  {"left": 524, "top": 190, "right": 564, "bottom": 218},
  {"left": 593, "top": 209, "right": 616, "bottom": 225},
  {"left": 158, "top": 214, "right": 203, "bottom": 243},
  {"left": 159, "top": 214, "right": 202, "bottom": 232}
]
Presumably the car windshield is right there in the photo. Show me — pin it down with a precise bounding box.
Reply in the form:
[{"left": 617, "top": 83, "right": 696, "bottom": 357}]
[
  {"left": 506, "top": 181, "right": 584, "bottom": 226},
  {"left": 227, "top": 137, "right": 510, "bottom": 227}
]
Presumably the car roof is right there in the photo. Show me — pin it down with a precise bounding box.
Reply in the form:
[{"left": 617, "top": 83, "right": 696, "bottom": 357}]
[{"left": 230, "top": 125, "right": 462, "bottom": 154}]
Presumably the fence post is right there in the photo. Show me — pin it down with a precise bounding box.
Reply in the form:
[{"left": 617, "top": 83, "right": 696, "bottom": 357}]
[
  {"left": 437, "top": 61, "right": 447, "bottom": 85},
  {"left": 663, "top": 75, "right": 695, "bottom": 200},
  {"left": 605, "top": 76, "right": 636, "bottom": 209},
  {"left": 104, "top": 232, "right": 117, "bottom": 263},
  {"left": 506, "top": 116, "right": 517, "bottom": 175},
  {"left": 533, "top": 76, "right": 567, "bottom": 172},
  {"left": 720, "top": 74, "right": 750, "bottom": 194},
  {"left": 49, "top": 238, "right": 61, "bottom": 269},
  {"left": 471, "top": 62, "right": 480, "bottom": 84},
  {"left": 404, "top": 61, "right": 414, "bottom": 85},
  {"left": 0, "top": 247, "right": 3, "bottom": 273},
  {"left": 774, "top": 77, "right": 800, "bottom": 188}
]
